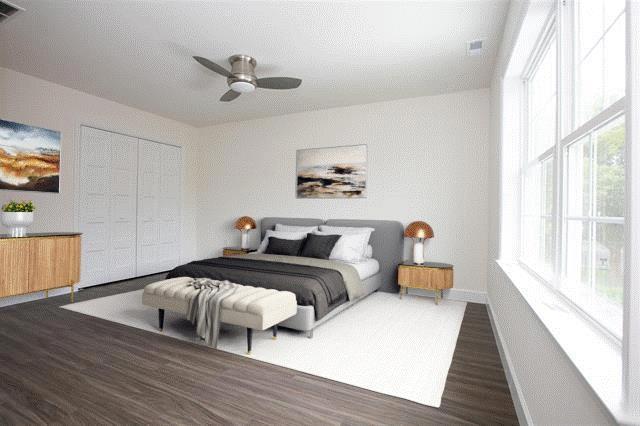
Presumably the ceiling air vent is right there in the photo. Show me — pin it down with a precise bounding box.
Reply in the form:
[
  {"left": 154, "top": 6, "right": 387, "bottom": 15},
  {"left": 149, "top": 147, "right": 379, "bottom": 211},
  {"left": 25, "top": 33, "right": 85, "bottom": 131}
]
[
  {"left": 467, "top": 39, "right": 484, "bottom": 56},
  {"left": 0, "top": 0, "right": 24, "bottom": 24}
]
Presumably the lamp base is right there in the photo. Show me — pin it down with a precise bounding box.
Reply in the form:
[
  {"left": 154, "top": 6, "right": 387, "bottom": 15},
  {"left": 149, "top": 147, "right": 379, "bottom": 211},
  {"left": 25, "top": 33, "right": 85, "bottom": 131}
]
[
  {"left": 413, "top": 240, "right": 425, "bottom": 264},
  {"left": 241, "top": 231, "right": 249, "bottom": 249}
]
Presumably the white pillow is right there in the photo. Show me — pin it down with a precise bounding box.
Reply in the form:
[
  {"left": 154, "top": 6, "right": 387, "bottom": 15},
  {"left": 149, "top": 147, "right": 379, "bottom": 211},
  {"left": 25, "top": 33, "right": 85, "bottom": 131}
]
[
  {"left": 257, "top": 230, "right": 308, "bottom": 253},
  {"left": 275, "top": 224, "right": 319, "bottom": 233},
  {"left": 314, "top": 230, "right": 369, "bottom": 263},
  {"left": 318, "top": 225, "right": 374, "bottom": 258},
  {"left": 365, "top": 244, "right": 373, "bottom": 258}
]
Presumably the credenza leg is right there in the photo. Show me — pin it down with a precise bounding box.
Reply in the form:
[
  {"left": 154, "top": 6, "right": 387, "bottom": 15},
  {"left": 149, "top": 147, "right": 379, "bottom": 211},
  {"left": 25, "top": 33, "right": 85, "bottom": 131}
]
[
  {"left": 44, "top": 289, "right": 48, "bottom": 298},
  {"left": 70, "top": 285, "right": 74, "bottom": 303}
]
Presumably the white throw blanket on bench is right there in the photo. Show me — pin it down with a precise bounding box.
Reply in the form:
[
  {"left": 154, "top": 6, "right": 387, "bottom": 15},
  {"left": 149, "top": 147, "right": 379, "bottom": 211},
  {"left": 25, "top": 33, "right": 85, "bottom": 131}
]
[{"left": 187, "top": 278, "right": 239, "bottom": 347}]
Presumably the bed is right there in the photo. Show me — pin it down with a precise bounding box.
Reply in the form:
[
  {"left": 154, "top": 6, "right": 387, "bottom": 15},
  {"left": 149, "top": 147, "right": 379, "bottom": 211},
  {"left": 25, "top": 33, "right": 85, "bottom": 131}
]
[{"left": 166, "top": 217, "right": 403, "bottom": 337}]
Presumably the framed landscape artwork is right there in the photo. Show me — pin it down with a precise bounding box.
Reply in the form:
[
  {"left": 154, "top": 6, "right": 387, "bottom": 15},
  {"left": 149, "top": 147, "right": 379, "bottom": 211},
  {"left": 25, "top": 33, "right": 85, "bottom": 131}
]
[
  {"left": 296, "top": 144, "right": 367, "bottom": 198},
  {"left": 0, "top": 119, "right": 60, "bottom": 193}
]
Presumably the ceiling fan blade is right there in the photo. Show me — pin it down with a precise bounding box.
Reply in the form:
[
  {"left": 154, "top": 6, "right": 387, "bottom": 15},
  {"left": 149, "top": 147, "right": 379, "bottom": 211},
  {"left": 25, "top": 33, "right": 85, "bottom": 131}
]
[
  {"left": 256, "top": 77, "right": 302, "bottom": 90},
  {"left": 220, "top": 89, "right": 241, "bottom": 102},
  {"left": 193, "top": 56, "right": 233, "bottom": 78}
]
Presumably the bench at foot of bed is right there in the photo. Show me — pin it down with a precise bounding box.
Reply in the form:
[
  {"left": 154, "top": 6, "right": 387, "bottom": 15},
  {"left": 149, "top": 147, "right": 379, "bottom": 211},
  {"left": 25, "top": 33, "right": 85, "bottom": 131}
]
[{"left": 142, "top": 277, "right": 297, "bottom": 354}]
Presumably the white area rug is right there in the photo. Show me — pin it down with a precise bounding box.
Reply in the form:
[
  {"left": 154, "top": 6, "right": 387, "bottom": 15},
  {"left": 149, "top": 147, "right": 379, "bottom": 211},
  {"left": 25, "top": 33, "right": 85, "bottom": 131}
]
[{"left": 62, "top": 291, "right": 466, "bottom": 407}]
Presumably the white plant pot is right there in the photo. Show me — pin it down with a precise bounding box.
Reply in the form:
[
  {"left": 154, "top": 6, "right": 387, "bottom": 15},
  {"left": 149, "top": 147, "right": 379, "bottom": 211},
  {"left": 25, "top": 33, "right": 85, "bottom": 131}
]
[{"left": 1, "top": 212, "right": 34, "bottom": 238}]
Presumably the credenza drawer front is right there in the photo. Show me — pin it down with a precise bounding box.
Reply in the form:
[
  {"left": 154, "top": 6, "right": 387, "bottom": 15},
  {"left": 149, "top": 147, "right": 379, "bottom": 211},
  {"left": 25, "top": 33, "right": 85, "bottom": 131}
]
[
  {"left": 0, "top": 239, "right": 30, "bottom": 298},
  {"left": 28, "top": 236, "right": 80, "bottom": 292}
]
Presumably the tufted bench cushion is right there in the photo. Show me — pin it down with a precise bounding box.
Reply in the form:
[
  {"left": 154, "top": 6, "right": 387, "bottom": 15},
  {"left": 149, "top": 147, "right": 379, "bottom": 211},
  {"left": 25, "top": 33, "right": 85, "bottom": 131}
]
[{"left": 142, "top": 277, "right": 298, "bottom": 332}]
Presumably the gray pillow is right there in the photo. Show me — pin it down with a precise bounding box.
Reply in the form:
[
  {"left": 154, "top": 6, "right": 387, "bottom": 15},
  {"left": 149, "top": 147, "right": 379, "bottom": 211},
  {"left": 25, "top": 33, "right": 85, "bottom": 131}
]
[
  {"left": 264, "top": 236, "right": 306, "bottom": 256},
  {"left": 300, "top": 233, "right": 341, "bottom": 259}
]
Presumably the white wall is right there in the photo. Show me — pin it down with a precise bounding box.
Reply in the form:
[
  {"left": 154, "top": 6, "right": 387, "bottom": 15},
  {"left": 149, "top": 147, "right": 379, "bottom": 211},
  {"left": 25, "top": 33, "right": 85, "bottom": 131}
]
[
  {"left": 0, "top": 67, "right": 200, "bottom": 305},
  {"left": 487, "top": 1, "right": 616, "bottom": 424},
  {"left": 197, "top": 89, "right": 490, "bottom": 299}
]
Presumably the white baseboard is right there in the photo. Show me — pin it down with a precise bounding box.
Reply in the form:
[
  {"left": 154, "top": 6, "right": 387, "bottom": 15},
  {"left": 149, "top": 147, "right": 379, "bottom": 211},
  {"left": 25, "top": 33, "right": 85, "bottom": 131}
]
[
  {"left": 486, "top": 296, "right": 533, "bottom": 426},
  {"left": 407, "top": 287, "right": 487, "bottom": 304}
]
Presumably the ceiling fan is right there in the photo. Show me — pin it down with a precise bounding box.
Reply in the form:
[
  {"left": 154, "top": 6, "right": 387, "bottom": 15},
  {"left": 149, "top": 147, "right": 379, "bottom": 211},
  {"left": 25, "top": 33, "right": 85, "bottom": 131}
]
[{"left": 194, "top": 54, "right": 302, "bottom": 102}]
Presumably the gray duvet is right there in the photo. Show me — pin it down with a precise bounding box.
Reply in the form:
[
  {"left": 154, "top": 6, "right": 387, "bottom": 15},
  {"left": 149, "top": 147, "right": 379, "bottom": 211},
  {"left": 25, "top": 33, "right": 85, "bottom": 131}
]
[{"left": 166, "top": 254, "right": 362, "bottom": 319}]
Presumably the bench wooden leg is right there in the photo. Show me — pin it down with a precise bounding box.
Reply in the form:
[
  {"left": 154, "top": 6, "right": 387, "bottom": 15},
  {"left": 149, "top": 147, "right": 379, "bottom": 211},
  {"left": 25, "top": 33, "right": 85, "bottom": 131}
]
[
  {"left": 272, "top": 325, "right": 278, "bottom": 340},
  {"left": 246, "top": 328, "right": 253, "bottom": 355},
  {"left": 158, "top": 309, "right": 165, "bottom": 331}
]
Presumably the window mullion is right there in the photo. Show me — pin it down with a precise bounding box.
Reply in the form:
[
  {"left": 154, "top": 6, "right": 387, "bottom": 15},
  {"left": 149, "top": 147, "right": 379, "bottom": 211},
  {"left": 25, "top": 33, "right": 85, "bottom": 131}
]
[{"left": 554, "top": 0, "right": 564, "bottom": 290}]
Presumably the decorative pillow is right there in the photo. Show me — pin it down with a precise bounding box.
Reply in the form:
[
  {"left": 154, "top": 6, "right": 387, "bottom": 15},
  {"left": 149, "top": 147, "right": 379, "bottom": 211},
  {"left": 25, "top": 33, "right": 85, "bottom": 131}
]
[
  {"left": 264, "top": 237, "right": 306, "bottom": 256},
  {"left": 299, "top": 233, "right": 341, "bottom": 260},
  {"left": 365, "top": 244, "right": 373, "bottom": 258},
  {"left": 314, "top": 230, "right": 370, "bottom": 263},
  {"left": 275, "top": 224, "right": 320, "bottom": 233},
  {"left": 257, "top": 230, "right": 308, "bottom": 253},
  {"left": 317, "top": 226, "right": 374, "bottom": 259}
]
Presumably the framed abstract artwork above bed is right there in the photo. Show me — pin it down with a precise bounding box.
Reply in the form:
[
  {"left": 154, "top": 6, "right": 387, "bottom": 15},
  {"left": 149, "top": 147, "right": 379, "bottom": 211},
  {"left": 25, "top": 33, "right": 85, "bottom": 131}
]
[
  {"left": 296, "top": 144, "right": 367, "bottom": 198},
  {"left": 0, "top": 119, "right": 61, "bottom": 193}
]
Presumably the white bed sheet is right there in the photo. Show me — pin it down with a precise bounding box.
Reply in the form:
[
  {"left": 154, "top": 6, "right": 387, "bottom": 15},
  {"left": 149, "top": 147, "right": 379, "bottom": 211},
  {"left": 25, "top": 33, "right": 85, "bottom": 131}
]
[{"left": 344, "top": 258, "right": 380, "bottom": 280}]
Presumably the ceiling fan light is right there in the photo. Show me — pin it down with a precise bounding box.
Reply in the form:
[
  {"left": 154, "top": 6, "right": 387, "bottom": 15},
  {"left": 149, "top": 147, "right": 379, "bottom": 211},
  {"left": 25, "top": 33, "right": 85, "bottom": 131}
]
[{"left": 230, "top": 81, "right": 255, "bottom": 93}]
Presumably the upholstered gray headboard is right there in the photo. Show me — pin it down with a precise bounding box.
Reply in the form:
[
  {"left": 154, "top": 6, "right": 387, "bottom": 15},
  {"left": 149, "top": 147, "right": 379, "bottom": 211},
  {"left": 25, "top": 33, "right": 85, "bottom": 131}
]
[{"left": 260, "top": 217, "right": 403, "bottom": 293}]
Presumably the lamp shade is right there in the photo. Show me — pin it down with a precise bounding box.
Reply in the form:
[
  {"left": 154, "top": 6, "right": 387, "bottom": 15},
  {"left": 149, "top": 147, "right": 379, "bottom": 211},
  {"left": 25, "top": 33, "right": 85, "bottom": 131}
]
[
  {"left": 404, "top": 221, "right": 434, "bottom": 239},
  {"left": 234, "top": 216, "right": 256, "bottom": 231}
]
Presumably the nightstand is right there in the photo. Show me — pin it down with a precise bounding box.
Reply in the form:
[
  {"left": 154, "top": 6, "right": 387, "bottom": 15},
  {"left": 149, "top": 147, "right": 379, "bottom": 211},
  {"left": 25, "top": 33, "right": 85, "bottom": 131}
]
[
  {"left": 397, "top": 262, "right": 454, "bottom": 304},
  {"left": 223, "top": 247, "right": 256, "bottom": 256}
]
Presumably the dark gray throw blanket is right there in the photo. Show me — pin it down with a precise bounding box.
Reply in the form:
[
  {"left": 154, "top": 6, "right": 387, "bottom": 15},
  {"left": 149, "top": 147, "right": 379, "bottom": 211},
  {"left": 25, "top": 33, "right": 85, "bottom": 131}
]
[
  {"left": 167, "top": 256, "right": 348, "bottom": 319},
  {"left": 187, "top": 278, "right": 239, "bottom": 347}
]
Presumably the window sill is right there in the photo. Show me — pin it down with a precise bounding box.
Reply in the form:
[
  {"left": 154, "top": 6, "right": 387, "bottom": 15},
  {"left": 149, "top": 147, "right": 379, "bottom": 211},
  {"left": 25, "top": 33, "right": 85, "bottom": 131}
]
[{"left": 495, "top": 260, "right": 629, "bottom": 423}]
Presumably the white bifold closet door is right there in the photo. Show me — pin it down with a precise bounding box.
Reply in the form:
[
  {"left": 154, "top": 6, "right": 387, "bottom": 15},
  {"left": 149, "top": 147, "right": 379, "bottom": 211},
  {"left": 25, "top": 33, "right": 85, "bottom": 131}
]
[
  {"left": 80, "top": 127, "right": 181, "bottom": 287},
  {"left": 79, "top": 127, "right": 138, "bottom": 286},
  {"left": 137, "top": 139, "right": 181, "bottom": 276}
]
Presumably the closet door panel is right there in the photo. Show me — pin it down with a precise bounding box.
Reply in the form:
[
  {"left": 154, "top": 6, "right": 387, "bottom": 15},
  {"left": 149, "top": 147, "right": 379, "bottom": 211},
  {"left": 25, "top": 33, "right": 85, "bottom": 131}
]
[
  {"left": 79, "top": 127, "right": 112, "bottom": 286},
  {"left": 136, "top": 141, "right": 181, "bottom": 275},
  {"left": 109, "top": 133, "right": 138, "bottom": 281},
  {"left": 137, "top": 139, "right": 162, "bottom": 276},
  {"left": 158, "top": 144, "right": 181, "bottom": 271}
]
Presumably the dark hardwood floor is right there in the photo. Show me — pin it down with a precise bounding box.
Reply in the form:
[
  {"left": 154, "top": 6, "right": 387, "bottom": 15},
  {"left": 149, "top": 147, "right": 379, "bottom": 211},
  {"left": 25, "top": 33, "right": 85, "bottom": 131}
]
[{"left": 0, "top": 276, "right": 518, "bottom": 425}]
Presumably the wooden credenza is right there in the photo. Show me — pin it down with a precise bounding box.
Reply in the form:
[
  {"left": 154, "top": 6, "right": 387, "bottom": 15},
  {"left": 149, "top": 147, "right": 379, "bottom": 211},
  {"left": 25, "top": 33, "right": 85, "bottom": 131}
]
[{"left": 0, "top": 233, "right": 81, "bottom": 300}]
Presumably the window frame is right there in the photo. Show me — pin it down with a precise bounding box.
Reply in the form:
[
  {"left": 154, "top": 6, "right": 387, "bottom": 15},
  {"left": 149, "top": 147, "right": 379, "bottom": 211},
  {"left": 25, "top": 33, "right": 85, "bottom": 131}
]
[
  {"left": 518, "top": 1, "right": 626, "bottom": 343},
  {"left": 519, "top": 16, "right": 558, "bottom": 281}
]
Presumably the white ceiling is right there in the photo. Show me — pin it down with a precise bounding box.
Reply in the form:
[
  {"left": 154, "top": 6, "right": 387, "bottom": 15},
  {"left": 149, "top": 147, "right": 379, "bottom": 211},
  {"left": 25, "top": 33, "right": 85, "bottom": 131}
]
[{"left": 0, "top": 1, "right": 509, "bottom": 127}]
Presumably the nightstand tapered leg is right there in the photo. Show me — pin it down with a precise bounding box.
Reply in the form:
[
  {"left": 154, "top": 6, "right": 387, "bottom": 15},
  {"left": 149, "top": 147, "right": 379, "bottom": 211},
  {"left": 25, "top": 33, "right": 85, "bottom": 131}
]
[{"left": 399, "top": 286, "right": 404, "bottom": 299}]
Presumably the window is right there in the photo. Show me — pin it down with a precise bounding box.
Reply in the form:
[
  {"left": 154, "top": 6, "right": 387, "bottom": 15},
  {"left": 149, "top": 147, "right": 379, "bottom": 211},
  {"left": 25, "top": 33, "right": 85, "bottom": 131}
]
[
  {"left": 563, "top": 116, "right": 625, "bottom": 334},
  {"left": 574, "top": 0, "right": 626, "bottom": 128},
  {"left": 521, "top": 28, "right": 557, "bottom": 279},
  {"left": 520, "top": 0, "right": 626, "bottom": 338}
]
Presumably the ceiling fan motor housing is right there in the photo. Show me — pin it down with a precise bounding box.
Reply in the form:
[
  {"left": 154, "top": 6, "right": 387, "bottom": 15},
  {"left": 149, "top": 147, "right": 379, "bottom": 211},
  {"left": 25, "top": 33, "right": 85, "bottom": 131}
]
[{"left": 228, "top": 54, "right": 257, "bottom": 92}]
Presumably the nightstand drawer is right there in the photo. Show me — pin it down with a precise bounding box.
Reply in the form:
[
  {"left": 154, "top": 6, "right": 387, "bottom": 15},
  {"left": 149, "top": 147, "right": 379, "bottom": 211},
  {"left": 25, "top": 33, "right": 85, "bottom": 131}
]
[{"left": 398, "top": 265, "right": 453, "bottom": 290}]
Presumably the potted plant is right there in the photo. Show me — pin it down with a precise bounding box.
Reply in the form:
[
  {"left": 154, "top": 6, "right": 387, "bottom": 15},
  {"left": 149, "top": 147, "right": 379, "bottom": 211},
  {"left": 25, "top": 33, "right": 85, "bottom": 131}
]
[{"left": 1, "top": 200, "right": 35, "bottom": 237}]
